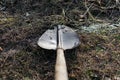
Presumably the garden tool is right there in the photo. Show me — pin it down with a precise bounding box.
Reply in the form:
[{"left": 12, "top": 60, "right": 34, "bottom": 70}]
[{"left": 37, "top": 25, "right": 80, "bottom": 80}]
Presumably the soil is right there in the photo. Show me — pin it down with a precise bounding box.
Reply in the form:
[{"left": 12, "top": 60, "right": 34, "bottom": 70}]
[{"left": 0, "top": 0, "right": 120, "bottom": 80}]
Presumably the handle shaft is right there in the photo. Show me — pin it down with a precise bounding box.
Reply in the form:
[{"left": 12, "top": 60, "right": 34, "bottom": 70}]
[{"left": 55, "top": 49, "right": 68, "bottom": 80}]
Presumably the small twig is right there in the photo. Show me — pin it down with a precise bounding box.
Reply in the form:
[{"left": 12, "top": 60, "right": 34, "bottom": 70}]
[
  {"left": 83, "top": 3, "right": 94, "bottom": 17},
  {"left": 84, "top": 1, "right": 97, "bottom": 21},
  {"left": 0, "top": 54, "right": 9, "bottom": 68}
]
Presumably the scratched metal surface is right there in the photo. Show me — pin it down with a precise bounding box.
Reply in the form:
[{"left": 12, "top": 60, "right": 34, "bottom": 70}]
[{"left": 37, "top": 25, "right": 80, "bottom": 50}]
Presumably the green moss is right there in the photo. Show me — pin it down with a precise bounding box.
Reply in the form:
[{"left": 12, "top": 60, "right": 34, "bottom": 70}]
[
  {"left": 115, "top": 35, "right": 120, "bottom": 40},
  {"left": 117, "top": 71, "right": 120, "bottom": 75},
  {"left": 86, "top": 70, "right": 101, "bottom": 80},
  {"left": 0, "top": 17, "right": 15, "bottom": 24},
  {"left": 23, "top": 77, "right": 32, "bottom": 80}
]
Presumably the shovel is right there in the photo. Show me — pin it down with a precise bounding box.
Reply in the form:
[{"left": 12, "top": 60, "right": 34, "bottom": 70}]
[{"left": 37, "top": 25, "right": 80, "bottom": 80}]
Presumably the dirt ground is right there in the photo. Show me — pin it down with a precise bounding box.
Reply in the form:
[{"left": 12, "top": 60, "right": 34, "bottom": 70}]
[{"left": 0, "top": 0, "right": 120, "bottom": 80}]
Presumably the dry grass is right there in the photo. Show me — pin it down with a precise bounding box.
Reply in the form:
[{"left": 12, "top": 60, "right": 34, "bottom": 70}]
[{"left": 0, "top": 0, "right": 120, "bottom": 80}]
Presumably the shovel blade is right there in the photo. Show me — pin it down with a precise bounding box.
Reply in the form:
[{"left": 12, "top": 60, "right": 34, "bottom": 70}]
[
  {"left": 37, "top": 25, "right": 80, "bottom": 50},
  {"left": 58, "top": 25, "right": 80, "bottom": 50},
  {"left": 37, "top": 28, "right": 57, "bottom": 50}
]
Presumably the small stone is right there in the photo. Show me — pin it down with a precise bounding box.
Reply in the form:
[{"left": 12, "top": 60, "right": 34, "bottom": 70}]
[{"left": 114, "top": 76, "right": 120, "bottom": 80}]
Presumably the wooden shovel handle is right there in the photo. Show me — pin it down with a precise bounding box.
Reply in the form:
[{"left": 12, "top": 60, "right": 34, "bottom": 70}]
[{"left": 55, "top": 48, "right": 68, "bottom": 80}]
